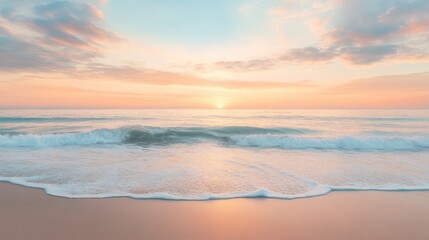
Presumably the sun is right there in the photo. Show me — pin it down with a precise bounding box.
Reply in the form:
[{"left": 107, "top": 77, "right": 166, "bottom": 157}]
[
  {"left": 216, "top": 102, "right": 224, "bottom": 109},
  {"left": 213, "top": 98, "right": 226, "bottom": 109}
]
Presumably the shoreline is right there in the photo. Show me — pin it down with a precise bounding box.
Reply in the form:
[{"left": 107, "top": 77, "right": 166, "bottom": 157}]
[
  {"left": 2, "top": 180, "right": 429, "bottom": 201},
  {"left": 1, "top": 182, "right": 429, "bottom": 240}
]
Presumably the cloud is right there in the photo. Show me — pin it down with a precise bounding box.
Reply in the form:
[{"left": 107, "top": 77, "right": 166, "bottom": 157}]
[
  {"left": 0, "top": 0, "right": 116, "bottom": 72},
  {"left": 331, "top": 72, "right": 429, "bottom": 92},
  {"left": 329, "top": 0, "right": 429, "bottom": 45},
  {"left": 0, "top": 83, "right": 208, "bottom": 108},
  {"left": 210, "top": 0, "right": 429, "bottom": 71},
  {"left": 28, "top": 1, "right": 115, "bottom": 49},
  {"left": 200, "top": 46, "right": 338, "bottom": 72},
  {"left": 280, "top": 47, "right": 338, "bottom": 62},
  {"left": 0, "top": 26, "right": 50, "bottom": 71},
  {"left": 214, "top": 59, "right": 275, "bottom": 71},
  {"left": 339, "top": 44, "right": 397, "bottom": 64},
  {"left": 326, "top": 0, "right": 429, "bottom": 63},
  {"left": 80, "top": 63, "right": 314, "bottom": 90},
  {"left": 320, "top": 72, "right": 429, "bottom": 108}
]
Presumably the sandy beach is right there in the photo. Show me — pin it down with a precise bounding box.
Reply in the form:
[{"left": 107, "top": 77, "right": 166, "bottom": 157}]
[{"left": 0, "top": 182, "right": 428, "bottom": 240}]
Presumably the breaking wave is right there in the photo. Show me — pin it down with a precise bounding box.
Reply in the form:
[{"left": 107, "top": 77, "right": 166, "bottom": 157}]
[
  {"left": 1, "top": 126, "right": 428, "bottom": 150},
  {"left": 232, "top": 135, "right": 429, "bottom": 150},
  {"left": 0, "top": 117, "right": 112, "bottom": 123}
]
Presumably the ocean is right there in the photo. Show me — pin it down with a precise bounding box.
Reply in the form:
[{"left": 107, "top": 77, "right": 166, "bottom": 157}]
[{"left": 0, "top": 109, "right": 428, "bottom": 200}]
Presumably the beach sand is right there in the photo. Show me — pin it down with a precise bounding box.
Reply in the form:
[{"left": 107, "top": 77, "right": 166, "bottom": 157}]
[{"left": 1, "top": 182, "right": 428, "bottom": 240}]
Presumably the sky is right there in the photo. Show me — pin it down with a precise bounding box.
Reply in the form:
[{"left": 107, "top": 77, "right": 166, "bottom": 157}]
[{"left": 0, "top": 0, "right": 428, "bottom": 109}]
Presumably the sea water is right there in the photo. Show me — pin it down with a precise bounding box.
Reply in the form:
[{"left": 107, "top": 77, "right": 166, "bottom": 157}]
[{"left": 0, "top": 109, "right": 428, "bottom": 200}]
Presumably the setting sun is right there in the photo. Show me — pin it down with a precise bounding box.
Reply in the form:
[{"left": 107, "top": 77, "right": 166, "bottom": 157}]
[{"left": 213, "top": 98, "right": 225, "bottom": 109}]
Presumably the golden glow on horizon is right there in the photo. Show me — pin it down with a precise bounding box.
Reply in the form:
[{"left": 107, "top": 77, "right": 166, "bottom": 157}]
[
  {"left": 211, "top": 98, "right": 226, "bottom": 109},
  {"left": 216, "top": 102, "right": 224, "bottom": 109},
  {"left": 1, "top": 73, "right": 429, "bottom": 109}
]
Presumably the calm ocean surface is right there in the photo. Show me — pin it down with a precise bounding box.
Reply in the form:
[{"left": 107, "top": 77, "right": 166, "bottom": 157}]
[{"left": 0, "top": 109, "right": 428, "bottom": 199}]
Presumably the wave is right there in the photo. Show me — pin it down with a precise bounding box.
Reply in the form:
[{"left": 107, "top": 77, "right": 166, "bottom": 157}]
[
  {"left": 0, "top": 126, "right": 307, "bottom": 147},
  {"left": 207, "top": 114, "right": 429, "bottom": 122},
  {"left": 0, "top": 126, "right": 428, "bottom": 150},
  {"left": 2, "top": 115, "right": 428, "bottom": 123},
  {"left": 0, "top": 128, "right": 126, "bottom": 147},
  {"left": 0, "top": 117, "right": 113, "bottom": 123},
  {"left": 232, "top": 135, "right": 429, "bottom": 150},
  {"left": 307, "top": 116, "right": 429, "bottom": 122}
]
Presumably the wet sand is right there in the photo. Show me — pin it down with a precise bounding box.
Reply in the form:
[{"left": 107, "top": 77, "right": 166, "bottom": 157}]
[{"left": 1, "top": 182, "right": 429, "bottom": 240}]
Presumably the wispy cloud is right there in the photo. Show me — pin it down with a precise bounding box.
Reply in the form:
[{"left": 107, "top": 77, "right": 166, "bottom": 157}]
[
  {"left": 79, "top": 63, "right": 314, "bottom": 90},
  {"left": 330, "top": 72, "right": 429, "bottom": 93},
  {"left": 0, "top": 82, "right": 207, "bottom": 108},
  {"left": 0, "top": 0, "right": 117, "bottom": 71},
  {"left": 280, "top": 47, "right": 338, "bottom": 62},
  {"left": 321, "top": 72, "right": 429, "bottom": 108},
  {"left": 207, "top": 0, "right": 429, "bottom": 71},
  {"left": 325, "top": 0, "right": 429, "bottom": 64},
  {"left": 213, "top": 59, "right": 275, "bottom": 72}
]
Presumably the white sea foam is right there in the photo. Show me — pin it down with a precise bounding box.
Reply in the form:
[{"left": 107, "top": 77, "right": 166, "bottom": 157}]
[
  {"left": 1, "top": 176, "right": 429, "bottom": 200},
  {"left": 0, "top": 129, "right": 126, "bottom": 147},
  {"left": 1, "top": 126, "right": 428, "bottom": 150},
  {"left": 231, "top": 135, "right": 429, "bottom": 150}
]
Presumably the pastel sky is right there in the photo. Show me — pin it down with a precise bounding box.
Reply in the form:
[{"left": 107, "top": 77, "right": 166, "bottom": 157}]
[{"left": 0, "top": 0, "right": 428, "bottom": 108}]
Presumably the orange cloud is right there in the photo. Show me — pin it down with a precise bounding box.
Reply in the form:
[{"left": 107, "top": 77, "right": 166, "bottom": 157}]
[
  {"left": 78, "top": 64, "right": 314, "bottom": 90},
  {"left": 0, "top": 82, "right": 206, "bottom": 108}
]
